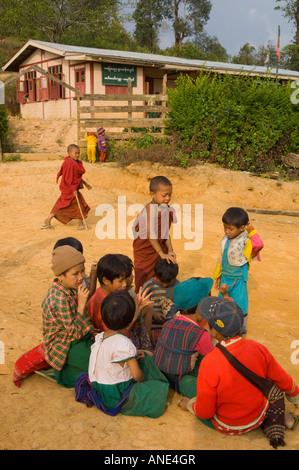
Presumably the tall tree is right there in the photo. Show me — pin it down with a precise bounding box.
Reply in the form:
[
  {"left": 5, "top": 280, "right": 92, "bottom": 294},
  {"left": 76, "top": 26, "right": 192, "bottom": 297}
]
[
  {"left": 133, "top": 0, "right": 165, "bottom": 51},
  {"left": 162, "top": 0, "right": 212, "bottom": 49},
  {"left": 232, "top": 42, "right": 257, "bottom": 65},
  {"left": 275, "top": 0, "right": 299, "bottom": 45},
  {"left": 194, "top": 31, "right": 230, "bottom": 62},
  {"left": 0, "top": 0, "right": 124, "bottom": 44}
]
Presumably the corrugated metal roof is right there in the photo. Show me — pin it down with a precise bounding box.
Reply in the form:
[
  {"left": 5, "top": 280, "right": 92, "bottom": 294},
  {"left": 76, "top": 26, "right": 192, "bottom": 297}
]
[{"left": 3, "top": 39, "right": 299, "bottom": 79}]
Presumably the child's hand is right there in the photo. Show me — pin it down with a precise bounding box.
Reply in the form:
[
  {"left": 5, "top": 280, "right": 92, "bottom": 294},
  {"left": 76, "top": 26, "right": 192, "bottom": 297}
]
[
  {"left": 77, "top": 284, "right": 89, "bottom": 313},
  {"left": 159, "top": 251, "right": 177, "bottom": 264},
  {"left": 137, "top": 350, "right": 153, "bottom": 359},
  {"left": 136, "top": 287, "right": 153, "bottom": 311},
  {"left": 219, "top": 283, "right": 228, "bottom": 297},
  {"left": 152, "top": 311, "right": 165, "bottom": 323},
  {"left": 215, "top": 277, "right": 221, "bottom": 290},
  {"left": 85, "top": 182, "right": 92, "bottom": 190},
  {"left": 245, "top": 223, "right": 254, "bottom": 233}
]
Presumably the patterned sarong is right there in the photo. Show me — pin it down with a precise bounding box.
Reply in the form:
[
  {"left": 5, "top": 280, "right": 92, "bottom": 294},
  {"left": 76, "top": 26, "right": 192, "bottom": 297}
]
[{"left": 75, "top": 372, "right": 134, "bottom": 416}]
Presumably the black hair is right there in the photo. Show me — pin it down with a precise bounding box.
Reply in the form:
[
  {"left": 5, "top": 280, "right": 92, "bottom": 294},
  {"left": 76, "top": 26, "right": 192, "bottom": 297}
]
[
  {"left": 222, "top": 207, "right": 249, "bottom": 228},
  {"left": 67, "top": 143, "right": 80, "bottom": 153},
  {"left": 53, "top": 237, "right": 83, "bottom": 253},
  {"left": 116, "top": 254, "right": 133, "bottom": 278},
  {"left": 180, "top": 306, "right": 197, "bottom": 316},
  {"left": 149, "top": 176, "right": 172, "bottom": 193},
  {"left": 96, "top": 254, "right": 129, "bottom": 285},
  {"left": 154, "top": 258, "right": 179, "bottom": 284},
  {"left": 101, "top": 290, "right": 136, "bottom": 330}
]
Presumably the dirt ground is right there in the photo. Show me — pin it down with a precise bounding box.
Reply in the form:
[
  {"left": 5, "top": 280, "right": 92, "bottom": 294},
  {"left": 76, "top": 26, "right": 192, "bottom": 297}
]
[{"left": 0, "top": 119, "right": 299, "bottom": 451}]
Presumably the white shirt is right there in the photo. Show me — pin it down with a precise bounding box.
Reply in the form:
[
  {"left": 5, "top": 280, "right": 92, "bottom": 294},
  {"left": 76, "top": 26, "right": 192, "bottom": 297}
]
[{"left": 88, "top": 332, "right": 137, "bottom": 385}]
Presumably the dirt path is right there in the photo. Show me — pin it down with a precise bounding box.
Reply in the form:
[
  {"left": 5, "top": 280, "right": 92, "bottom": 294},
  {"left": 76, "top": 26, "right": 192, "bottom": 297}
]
[{"left": 0, "top": 158, "right": 298, "bottom": 451}]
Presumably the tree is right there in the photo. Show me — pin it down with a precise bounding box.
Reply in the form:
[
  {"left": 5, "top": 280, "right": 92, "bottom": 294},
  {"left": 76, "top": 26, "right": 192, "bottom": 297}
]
[
  {"left": 232, "top": 42, "right": 257, "bottom": 65},
  {"left": 275, "top": 0, "right": 299, "bottom": 45},
  {"left": 133, "top": 0, "right": 165, "bottom": 51},
  {"left": 194, "top": 31, "right": 230, "bottom": 62},
  {"left": 0, "top": 0, "right": 124, "bottom": 45},
  {"left": 162, "top": 0, "right": 212, "bottom": 49}
]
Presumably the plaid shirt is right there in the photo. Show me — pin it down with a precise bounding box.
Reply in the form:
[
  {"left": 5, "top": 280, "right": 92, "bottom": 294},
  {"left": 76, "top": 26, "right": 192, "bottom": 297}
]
[{"left": 42, "top": 280, "right": 94, "bottom": 371}]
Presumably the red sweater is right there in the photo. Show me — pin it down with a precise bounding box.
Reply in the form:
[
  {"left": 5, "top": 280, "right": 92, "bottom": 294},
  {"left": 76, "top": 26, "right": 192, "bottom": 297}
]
[{"left": 193, "top": 337, "right": 299, "bottom": 433}]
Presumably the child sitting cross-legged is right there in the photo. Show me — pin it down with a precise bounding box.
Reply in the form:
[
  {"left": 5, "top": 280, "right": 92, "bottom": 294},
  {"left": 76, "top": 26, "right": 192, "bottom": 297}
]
[
  {"left": 153, "top": 277, "right": 214, "bottom": 398},
  {"left": 141, "top": 258, "right": 180, "bottom": 346},
  {"left": 75, "top": 290, "right": 169, "bottom": 418}
]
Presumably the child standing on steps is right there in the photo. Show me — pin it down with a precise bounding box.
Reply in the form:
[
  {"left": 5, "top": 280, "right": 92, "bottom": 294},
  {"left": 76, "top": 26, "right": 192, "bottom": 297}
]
[{"left": 42, "top": 144, "right": 92, "bottom": 230}]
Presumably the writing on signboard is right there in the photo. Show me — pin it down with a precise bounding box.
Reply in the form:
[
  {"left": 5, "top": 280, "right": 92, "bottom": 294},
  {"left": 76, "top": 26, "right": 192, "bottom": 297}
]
[{"left": 102, "top": 63, "right": 137, "bottom": 87}]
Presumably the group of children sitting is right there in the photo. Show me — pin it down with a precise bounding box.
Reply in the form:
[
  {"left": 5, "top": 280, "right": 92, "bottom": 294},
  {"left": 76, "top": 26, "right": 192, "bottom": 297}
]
[{"left": 14, "top": 175, "right": 299, "bottom": 449}]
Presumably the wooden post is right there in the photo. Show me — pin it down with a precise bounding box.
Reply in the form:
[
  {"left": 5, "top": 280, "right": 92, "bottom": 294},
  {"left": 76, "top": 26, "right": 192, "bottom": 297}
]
[
  {"left": 76, "top": 91, "right": 81, "bottom": 148},
  {"left": 162, "top": 73, "right": 167, "bottom": 135},
  {"left": 276, "top": 25, "right": 280, "bottom": 83},
  {"left": 127, "top": 78, "right": 132, "bottom": 135}
]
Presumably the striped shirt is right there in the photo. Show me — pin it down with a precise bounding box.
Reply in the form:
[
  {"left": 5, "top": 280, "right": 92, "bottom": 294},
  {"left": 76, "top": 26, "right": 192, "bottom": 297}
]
[
  {"left": 42, "top": 280, "right": 94, "bottom": 371},
  {"left": 153, "top": 315, "right": 213, "bottom": 379},
  {"left": 141, "top": 277, "right": 180, "bottom": 318}
]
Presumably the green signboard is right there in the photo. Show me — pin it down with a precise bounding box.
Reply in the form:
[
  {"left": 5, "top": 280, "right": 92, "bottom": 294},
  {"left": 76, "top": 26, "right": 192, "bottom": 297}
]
[{"left": 101, "top": 63, "right": 137, "bottom": 87}]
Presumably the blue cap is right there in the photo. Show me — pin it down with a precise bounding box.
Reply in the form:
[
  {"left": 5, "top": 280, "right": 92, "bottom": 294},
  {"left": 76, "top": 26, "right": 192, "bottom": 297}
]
[{"left": 197, "top": 296, "right": 244, "bottom": 338}]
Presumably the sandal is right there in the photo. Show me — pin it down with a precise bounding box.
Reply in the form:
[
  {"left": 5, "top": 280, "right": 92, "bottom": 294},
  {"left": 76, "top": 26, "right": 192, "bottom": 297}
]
[
  {"left": 40, "top": 224, "right": 54, "bottom": 230},
  {"left": 289, "top": 415, "right": 299, "bottom": 431}
]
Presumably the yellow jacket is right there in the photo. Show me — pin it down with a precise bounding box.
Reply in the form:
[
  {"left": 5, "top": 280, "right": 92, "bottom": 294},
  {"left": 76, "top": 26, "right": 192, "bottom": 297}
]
[{"left": 84, "top": 133, "right": 97, "bottom": 147}]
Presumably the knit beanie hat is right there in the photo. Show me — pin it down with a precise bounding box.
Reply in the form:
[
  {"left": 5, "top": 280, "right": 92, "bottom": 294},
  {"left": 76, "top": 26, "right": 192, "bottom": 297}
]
[
  {"left": 174, "top": 277, "right": 213, "bottom": 310},
  {"left": 51, "top": 245, "right": 85, "bottom": 276},
  {"left": 97, "top": 127, "right": 105, "bottom": 134},
  {"left": 197, "top": 296, "right": 244, "bottom": 338}
]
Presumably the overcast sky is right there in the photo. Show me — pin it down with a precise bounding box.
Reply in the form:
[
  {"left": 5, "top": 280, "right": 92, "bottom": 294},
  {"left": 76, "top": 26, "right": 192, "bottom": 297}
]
[{"left": 159, "top": 0, "right": 294, "bottom": 55}]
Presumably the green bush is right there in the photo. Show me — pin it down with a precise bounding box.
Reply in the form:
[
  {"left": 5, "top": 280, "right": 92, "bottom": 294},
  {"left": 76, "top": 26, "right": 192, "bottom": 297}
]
[
  {"left": 0, "top": 104, "right": 9, "bottom": 149},
  {"left": 167, "top": 73, "right": 299, "bottom": 174}
]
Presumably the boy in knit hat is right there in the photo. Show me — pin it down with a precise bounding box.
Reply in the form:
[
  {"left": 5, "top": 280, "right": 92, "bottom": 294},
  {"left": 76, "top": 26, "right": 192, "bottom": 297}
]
[
  {"left": 179, "top": 297, "right": 299, "bottom": 447},
  {"left": 97, "top": 127, "right": 107, "bottom": 162},
  {"left": 42, "top": 245, "right": 94, "bottom": 388}
]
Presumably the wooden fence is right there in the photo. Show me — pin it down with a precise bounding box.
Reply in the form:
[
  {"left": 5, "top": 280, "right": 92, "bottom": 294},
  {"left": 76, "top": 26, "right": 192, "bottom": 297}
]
[{"left": 77, "top": 77, "right": 170, "bottom": 151}]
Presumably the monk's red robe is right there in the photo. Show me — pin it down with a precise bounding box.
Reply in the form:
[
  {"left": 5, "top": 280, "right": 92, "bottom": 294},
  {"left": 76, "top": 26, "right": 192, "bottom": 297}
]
[
  {"left": 133, "top": 203, "right": 175, "bottom": 293},
  {"left": 51, "top": 156, "right": 90, "bottom": 224}
]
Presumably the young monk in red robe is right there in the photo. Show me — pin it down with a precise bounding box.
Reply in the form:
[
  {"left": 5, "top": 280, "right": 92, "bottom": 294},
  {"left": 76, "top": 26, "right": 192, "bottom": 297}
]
[
  {"left": 42, "top": 144, "right": 92, "bottom": 230},
  {"left": 133, "top": 175, "right": 177, "bottom": 293}
]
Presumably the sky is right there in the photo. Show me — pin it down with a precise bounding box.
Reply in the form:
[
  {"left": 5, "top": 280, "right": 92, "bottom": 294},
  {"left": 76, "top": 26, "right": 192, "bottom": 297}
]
[{"left": 158, "top": 0, "right": 294, "bottom": 56}]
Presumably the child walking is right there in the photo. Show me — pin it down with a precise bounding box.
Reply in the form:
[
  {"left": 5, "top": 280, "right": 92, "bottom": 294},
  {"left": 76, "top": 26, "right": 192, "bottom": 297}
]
[
  {"left": 43, "top": 144, "right": 92, "bottom": 230},
  {"left": 97, "top": 127, "right": 107, "bottom": 162},
  {"left": 133, "top": 175, "right": 177, "bottom": 293},
  {"left": 213, "top": 207, "right": 263, "bottom": 334},
  {"left": 75, "top": 291, "right": 169, "bottom": 418},
  {"left": 84, "top": 132, "right": 98, "bottom": 163}
]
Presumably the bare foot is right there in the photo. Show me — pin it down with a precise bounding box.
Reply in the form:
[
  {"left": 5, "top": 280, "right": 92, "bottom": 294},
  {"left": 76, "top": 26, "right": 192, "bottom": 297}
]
[
  {"left": 178, "top": 396, "right": 190, "bottom": 411},
  {"left": 44, "top": 217, "right": 52, "bottom": 227},
  {"left": 285, "top": 412, "right": 299, "bottom": 430}
]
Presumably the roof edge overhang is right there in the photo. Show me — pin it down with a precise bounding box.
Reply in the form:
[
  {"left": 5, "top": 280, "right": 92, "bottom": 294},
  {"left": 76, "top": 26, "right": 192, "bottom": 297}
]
[{"left": 2, "top": 39, "right": 65, "bottom": 72}]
